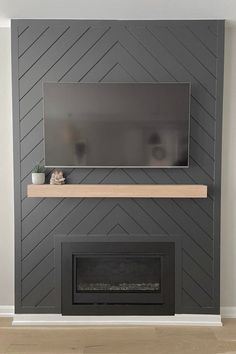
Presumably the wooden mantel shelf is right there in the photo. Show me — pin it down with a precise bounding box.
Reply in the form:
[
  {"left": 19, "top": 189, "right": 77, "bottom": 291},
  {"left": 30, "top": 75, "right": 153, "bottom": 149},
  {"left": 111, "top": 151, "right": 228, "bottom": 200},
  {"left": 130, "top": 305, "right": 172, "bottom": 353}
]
[{"left": 27, "top": 184, "right": 207, "bottom": 198}]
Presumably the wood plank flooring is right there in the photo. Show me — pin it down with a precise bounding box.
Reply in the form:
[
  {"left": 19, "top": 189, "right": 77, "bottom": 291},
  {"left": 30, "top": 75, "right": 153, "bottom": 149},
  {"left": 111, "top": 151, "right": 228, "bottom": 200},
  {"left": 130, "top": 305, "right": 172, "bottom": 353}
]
[{"left": 0, "top": 318, "right": 236, "bottom": 354}]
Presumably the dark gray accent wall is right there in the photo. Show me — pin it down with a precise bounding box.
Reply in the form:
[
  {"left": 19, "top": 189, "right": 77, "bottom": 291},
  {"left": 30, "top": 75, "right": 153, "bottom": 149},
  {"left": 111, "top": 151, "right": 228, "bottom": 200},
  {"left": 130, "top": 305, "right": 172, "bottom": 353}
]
[{"left": 11, "top": 19, "right": 225, "bottom": 314}]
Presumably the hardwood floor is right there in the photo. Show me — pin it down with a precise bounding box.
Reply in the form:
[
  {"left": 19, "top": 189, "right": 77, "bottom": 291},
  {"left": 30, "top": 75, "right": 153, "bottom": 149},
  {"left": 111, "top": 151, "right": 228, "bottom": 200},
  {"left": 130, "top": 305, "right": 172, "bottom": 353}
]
[{"left": 0, "top": 318, "right": 236, "bottom": 354}]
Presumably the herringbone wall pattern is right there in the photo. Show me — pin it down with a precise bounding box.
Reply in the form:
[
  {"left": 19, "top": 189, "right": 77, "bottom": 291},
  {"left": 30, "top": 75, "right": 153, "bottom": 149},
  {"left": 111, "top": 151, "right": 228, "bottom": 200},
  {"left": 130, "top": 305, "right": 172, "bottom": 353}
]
[{"left": 12, "top": 20, "right": 224, "bottom": 314}]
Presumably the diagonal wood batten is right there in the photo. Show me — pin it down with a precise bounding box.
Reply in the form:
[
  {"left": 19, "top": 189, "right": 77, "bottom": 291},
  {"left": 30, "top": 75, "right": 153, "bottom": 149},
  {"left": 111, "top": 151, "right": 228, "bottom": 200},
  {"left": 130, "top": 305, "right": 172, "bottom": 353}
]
[{"left": 11, "top": 20, "right": 224, "bottom": 314}]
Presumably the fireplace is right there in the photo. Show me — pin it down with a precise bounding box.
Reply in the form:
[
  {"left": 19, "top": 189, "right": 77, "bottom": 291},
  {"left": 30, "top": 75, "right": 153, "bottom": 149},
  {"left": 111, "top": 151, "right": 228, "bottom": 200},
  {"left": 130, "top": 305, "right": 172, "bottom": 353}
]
[{"left": 60, "top": 239, "right": 175, "bottom": 315}]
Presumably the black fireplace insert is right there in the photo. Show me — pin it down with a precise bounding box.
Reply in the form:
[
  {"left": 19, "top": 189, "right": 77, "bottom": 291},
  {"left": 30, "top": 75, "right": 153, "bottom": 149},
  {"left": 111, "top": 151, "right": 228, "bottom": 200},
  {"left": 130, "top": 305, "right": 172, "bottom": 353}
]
[{"left": 61, "top": 241, "right": 175, "bottom": 315}]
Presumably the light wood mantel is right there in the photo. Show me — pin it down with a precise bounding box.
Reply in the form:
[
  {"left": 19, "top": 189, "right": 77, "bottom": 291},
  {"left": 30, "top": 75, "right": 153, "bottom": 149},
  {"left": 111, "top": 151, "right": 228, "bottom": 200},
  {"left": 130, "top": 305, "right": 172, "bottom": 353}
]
[{"left": 27, "top": 184, "right": 207, "bottom": 198}]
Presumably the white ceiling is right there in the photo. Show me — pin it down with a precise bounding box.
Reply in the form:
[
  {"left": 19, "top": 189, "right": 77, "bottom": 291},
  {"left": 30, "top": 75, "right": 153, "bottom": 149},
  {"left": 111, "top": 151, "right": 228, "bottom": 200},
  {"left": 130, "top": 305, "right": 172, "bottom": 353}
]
[{"left": 0, "top": 0, "right": 235, "bottom": 27}]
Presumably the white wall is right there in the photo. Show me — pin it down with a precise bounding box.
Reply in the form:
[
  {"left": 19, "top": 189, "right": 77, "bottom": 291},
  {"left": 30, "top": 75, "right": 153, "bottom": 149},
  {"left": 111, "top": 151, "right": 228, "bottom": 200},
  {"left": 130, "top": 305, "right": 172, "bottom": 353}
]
[
  {"left": 0, "top": 0, "right": 236, "bottom": 26},
  {"left": 0, "top": 28, "right": 14, "bottom": 307},
  {"left": 221, "top": 23, "right": 236, "bottom": 308},
  {"left": 0, "top": 20, "right": 235, "bottom": 311}
]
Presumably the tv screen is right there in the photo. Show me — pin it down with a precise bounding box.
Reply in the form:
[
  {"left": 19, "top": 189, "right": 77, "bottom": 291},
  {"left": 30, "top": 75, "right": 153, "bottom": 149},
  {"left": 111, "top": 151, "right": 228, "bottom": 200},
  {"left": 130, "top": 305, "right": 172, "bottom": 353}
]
[{"left": 43, "top": 82, "right": 190, "bottom": 168}]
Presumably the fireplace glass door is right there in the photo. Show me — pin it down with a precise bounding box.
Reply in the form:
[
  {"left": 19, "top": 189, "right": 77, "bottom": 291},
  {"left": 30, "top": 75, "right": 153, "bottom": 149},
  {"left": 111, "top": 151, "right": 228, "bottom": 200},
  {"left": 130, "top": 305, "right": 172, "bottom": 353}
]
[{"left": 73, "top": 254, "right": 163, "bottom": 304}]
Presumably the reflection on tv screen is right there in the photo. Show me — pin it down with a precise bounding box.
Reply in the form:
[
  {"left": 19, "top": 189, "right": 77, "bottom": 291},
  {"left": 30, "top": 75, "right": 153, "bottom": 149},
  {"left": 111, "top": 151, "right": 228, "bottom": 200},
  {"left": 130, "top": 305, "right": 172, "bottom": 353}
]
[{"left": 43, "top": 83, "right": 190, "bottom": 168}]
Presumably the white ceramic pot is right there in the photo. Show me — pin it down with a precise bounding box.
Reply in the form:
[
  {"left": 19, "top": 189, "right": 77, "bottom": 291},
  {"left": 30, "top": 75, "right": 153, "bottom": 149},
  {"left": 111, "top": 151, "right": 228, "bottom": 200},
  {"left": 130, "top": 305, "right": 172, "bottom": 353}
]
[{"left": 32, "top": 173, "right": 45, "bottom": 185}]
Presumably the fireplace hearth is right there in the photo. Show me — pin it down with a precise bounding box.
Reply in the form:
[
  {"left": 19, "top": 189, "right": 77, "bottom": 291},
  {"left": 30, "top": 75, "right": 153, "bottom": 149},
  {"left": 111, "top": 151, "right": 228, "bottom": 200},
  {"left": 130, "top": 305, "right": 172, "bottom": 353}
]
[{"left": 60, "top": 239, "right": 175, "bottom": 315}]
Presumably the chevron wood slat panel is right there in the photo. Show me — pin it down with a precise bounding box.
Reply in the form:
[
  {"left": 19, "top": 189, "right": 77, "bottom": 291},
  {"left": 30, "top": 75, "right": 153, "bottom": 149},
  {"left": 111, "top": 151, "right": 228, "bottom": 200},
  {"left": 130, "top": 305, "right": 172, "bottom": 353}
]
[
  {"left": 168, "top": 26, "right": 217, "bottom": 76},
  {"left": 12, "top": 19, "right": 224, "bottom": 314},
  {"left": 19, "top": 25, "right": 70, "bottom": 77},
  {"left": 18, "top": 24, "right": 50, "bottom": 58},
  {"left": 182, "top": 251, "right": 213, "bottom": 297},
  {"left": 127, "top": 26, "right": 216, "bottom": 116},
  {"left": 189, "top": 24, "right": 217, "bottom": 55}
]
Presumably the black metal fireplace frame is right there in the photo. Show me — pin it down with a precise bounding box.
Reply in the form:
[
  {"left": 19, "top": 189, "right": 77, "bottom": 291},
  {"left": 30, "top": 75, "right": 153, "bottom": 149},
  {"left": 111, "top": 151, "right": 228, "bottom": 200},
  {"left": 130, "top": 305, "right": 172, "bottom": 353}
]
[{"left": 60, "top": 239, "right": 175, "bottom": 315}]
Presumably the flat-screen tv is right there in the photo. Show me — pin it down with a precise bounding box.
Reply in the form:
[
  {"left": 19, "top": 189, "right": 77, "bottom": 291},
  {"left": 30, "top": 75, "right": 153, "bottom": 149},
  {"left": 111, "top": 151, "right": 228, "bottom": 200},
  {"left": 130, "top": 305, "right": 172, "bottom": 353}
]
[{"left": 43, "top": 82, "right": 190, "bottom": 168}]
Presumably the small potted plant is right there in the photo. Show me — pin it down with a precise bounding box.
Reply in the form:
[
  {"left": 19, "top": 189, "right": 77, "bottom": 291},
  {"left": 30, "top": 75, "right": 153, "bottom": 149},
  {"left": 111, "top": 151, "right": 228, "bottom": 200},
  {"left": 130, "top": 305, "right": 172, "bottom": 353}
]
[{"left": 32, "top": 163, "right": 46, "bottom": 185}]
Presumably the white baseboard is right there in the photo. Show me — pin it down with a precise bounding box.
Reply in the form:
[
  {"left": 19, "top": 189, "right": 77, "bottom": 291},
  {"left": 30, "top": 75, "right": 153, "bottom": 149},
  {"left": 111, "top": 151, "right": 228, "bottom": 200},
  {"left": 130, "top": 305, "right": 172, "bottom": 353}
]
[
  {"left": 0, "top": 306, "right": 14, "bottom": 317},
  {"left": 221, "top": 307, "right": 236, "bottom": 318},
  {"left": 12, "top": 314, "right": 222, "bottom": 327},
  {"left": 3, "top": 306, "right": 236, "bottom": 323}
]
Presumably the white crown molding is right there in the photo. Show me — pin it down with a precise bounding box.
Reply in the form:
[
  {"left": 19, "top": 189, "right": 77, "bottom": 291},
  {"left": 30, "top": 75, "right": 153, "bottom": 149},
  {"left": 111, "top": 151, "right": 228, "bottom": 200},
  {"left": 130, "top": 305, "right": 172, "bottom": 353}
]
[
  {"left": 221, "top": 307, "right": 236, "bottom": 318},
  {"left": 0, "top": 18, "right": 10, "bottom": 28},
  {"left": 0, "top": 306, "right": 14, "bottom": 317},
  {"left": 12, "top": 314, "right": 222, "bottom": 326}
]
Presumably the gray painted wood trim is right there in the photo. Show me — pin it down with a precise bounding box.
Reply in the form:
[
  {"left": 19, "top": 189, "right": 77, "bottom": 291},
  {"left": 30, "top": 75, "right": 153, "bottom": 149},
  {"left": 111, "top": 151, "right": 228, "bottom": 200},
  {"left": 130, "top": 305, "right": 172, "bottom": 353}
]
[
  {"left": 11, "top": 21, "right": 22, "bottom": 312},
  {"left": 212, "top": 20, "right": 225, "bottom": 310}
]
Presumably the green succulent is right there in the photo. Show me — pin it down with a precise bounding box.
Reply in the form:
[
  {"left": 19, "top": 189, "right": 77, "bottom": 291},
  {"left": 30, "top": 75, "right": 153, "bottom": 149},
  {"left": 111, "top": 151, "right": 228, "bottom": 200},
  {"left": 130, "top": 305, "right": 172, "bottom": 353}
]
[{"left": 32, "top": 163, "right": 46, "bottom": 173}]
